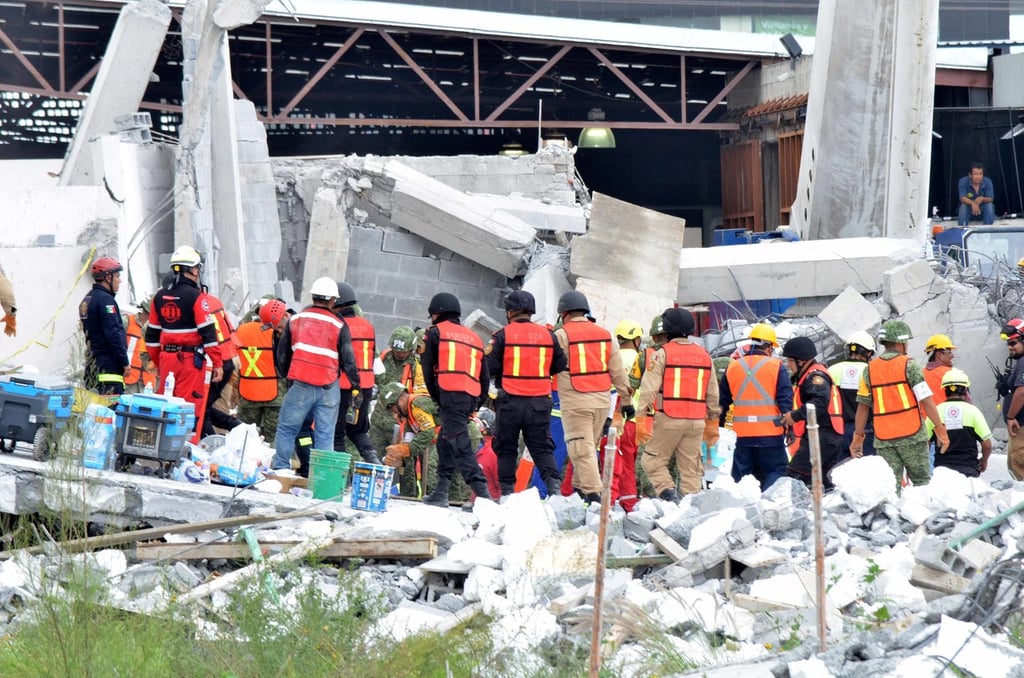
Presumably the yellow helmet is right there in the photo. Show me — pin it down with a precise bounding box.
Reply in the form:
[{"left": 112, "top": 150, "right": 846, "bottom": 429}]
[
  {"left": 614, "top": 319, "right": 644, "bottom": 341},
  {"left": 748, "top": 323, "right": 778, "bottom": 347},
  {"left": 924, "top": 334, "right": 956, "bottom": 353}
]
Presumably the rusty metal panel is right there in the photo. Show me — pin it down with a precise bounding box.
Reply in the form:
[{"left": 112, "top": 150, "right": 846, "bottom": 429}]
[
  {"left": 778, "top": 131, "right": 803, "bottom": 225},
  {"left": 721, "top": 140, "right": 764, "bottom": 232}
]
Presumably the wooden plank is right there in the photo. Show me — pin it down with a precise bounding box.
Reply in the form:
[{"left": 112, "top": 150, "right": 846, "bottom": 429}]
[
  {"left": 731, "top": 592, "right": 802, "bottom": 613},
  {"left": 911, "top": 563, "right": 970, "bottom": 595},
  {"left": 134, "top": 537, "right": 438, "bottom": 562},
  {"left": 605, "top": 554, "right": 672, "bottom": 568},
  {"left": 648, "top": 528, "right": 688, "bottom": 563}
]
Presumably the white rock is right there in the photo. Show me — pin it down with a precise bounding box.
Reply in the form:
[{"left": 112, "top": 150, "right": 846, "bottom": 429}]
[
  {"left": 463, "top": 565, "right": 502, "bottom": 603},
  {"left": 832, "top": 456, "right": 897, "bottom": 514},
  {"left": 489, "top": 607, "right": 560, "bottom": 678},
  {"left": 449, "top": 538, "right": 505, "bottom": 569},
  {"left": 894, "top": 615, "right": 1024, "bottom": 677},
  {"left": 789, "top": 657, "right": 835, "bottom": 678},
  {"left": 688, "top": 507, "right": 746, "bottom": 552}
]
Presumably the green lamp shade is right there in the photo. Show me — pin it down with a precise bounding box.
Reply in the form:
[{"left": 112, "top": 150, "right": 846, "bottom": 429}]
[{"left": 577, "top": 127, "right": 616, "bottom": 149}]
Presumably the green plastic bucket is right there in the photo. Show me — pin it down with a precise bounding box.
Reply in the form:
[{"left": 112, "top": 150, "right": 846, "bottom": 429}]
[{"left": 309, "top": 449, "right": 352, "bottom": 500}]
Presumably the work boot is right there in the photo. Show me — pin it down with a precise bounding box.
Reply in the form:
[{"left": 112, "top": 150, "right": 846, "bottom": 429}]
[
  {"left": 463, "top": 480, "right": 495, "bottom": 512},
  {"left": 542, "top": 475, "right": 562, "bottom": 498},
  {"left": 360, "top": 448, "right": 382, "bottom": 466},
  {"left": 659, "top": 488, "right": 682, "bottom": 504},
  {"left": 499, "top": 482, "right": 515, "bottom": 497},
  {"left": 580, "top": 491, "right": 601, "bottom": 505},
  {"left": 422, "top": 478, "right": 451, "bottom": 508}
]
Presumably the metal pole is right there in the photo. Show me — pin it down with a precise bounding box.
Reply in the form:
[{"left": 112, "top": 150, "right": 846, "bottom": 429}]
[
  {"left": 806, "top": 403, "right": 826, "bottom": 653},
  {"left": 589, "top": 426, "right": 618, "bottom": 678}
]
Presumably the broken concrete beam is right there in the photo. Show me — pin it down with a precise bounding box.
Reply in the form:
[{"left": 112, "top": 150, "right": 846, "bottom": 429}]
[
  {"left": 675, "top": 237, "right": 920, "bottom": 305},
  {"left": 463, "top": 309, "right": 503, "bottom": 339},
  {"left": 301, "top": 186, "right": 350, "bottom": 303},
  {"left": 522, "top": 261, "right": 572, "bottom": 327},
  {"left": 817, "top": 286, "right": 883, "bottom": 343},
  {"left": 134, "top": 537, "right": 438, "bottom": 561},
  {"left": 729, "top": 545, "right": 786, "bottom": 569},
  {"left": 882, "top": 259, "right": 949, "bottom": 316},
  {"left": 575, "top": 277, "right": 675, "bottom": 334},
  {"left": 474, "top": 194, "right": 586, "bottom": 234}
]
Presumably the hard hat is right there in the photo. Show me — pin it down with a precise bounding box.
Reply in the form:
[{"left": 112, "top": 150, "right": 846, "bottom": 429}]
[
  {"left": 878, "top": 319, "right": 913, "bottom": 343},
  {"left": 389, "top": 325, "right": 416, "bottom": 351},
  {"left": 782, "top": 336, "right": 817, "bottom": 361},
  {"left": 258, "top": 299, "right": 287, "bottom": 327},
  {"left": 845, "top": 330, "right": 876, "bottom": 354},
  {"left": 504, "top": 290, "right": 536, "bottom": 314},
  {"left": 169, "top": 245, "right": 202, "bottom": 270},
  {"left": 476, "top": 407, "right": 495, "bottom": 433},
  {"left": 91, "top": 256, "right": 123, "bottom": 280},
  {"left": 428, "top": 292, "right": 461, "bottom": 316},
  {"left": 309, "top": 277, "right": 337, "bottom": 299},
  {"left": 941, "top": 367, "right": 971, "bottom": 389},
  {"left": 1001, "top": 318, "right": 1024, "bottom": 341},
  {"left": 557, "top": 290, "right": 590, "bottom": 315},
  {"left": 649, "top": 315, "right": 665, "bottom": 337},
  {"left": 661, "top": 308, "right": 695, "bottom": 337},
  {"left": 748, "top": 323, "right": 778, "bottom": 347},
  {"left": 614, "top": 319, "right": 644, "bottom": 341},
  {"left": 380, "top": 381, "right": 407, "bottom": 408},
  {"left": 924, "top": 334, "right": 957, "bottom": 353},
  {"left": 139, "top": 297, "right": 151, "bottom": 314},
  {"left": 334, "top": 281, "right": 357, "bottom": 307}
]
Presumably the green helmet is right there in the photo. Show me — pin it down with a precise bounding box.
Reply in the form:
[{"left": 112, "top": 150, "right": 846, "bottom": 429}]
[
  {"left": 878, "top": 319, "right": 913, "bottom": 343},
  {"left": 389, "top": 325, "right": 417, "bottom": 352},
  {"left": 380, "top": 382, "right": 407, "bottom": 408},
  {"left": 649, "top": 315, "right": 665, "bottom": 337}
]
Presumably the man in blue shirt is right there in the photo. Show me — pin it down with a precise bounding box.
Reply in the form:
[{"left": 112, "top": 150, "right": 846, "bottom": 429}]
[{"left": 957, "top": 162, "right": 995, "bottom": 226}]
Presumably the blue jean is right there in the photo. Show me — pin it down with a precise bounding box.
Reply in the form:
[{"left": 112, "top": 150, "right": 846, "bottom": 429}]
[
  {"left": 731, "top": 441, "right": 789, "bottom": 491},
  {"left": 271, "top": 381, "right": 340, "bottom": 469},
  {"left": 957, "top": 202, "right": 995, "bottom": 226}
]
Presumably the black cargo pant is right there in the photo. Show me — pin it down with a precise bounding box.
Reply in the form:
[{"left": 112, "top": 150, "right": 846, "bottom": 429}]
[
  {"left": 335, "top": 387, "right": 377, "bottom": 459},
  {"left": 437, "top": 391, "right": 488, "bottom": 487},
  {"left": 493, "top": 394, "right": 559, "bottom": 488}
]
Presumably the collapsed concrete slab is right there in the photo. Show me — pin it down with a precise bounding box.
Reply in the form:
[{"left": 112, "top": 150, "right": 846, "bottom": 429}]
[
  {"left": 883, "top": 259, "right": 949, "bottom": 316},
  {"left": 817, "top": 286, "right": 883, "bottom": 342}
]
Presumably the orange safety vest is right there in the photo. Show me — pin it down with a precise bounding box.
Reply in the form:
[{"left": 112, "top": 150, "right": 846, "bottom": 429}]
[
  {"left": 338, "top": 315, "right": 376, "bottom": 389},
  {"left": 726, "top": 354, "right": 784, "bottom": 437},
  {"left": 501, "top": 321, "right": 554, "bottom": 397},
  {"left": 235, "top": 320, "right": 279, "bottom": 402},
  {"left": 406, "top": 395, "right": 440, "bottom": 443},
  {"left": 562, "top": 321, "right": 613, "bottom": 393},
  {"left": 868, "top": 355, "right": 922, "bottom": 440},
  {"left": 657, "top": 341, "right": 712, "bottom": 419},
  {"left": 791, "top": 364, "right": 845, "bottom": 438},
  {"left": 923, "top": 364, "right": 949, "bottom": 409},
  {"left": 206, "top": 296, "right": 238, "bottom": 360},
  {"left": 435, "top": 320, "right": 484, "bottom": 395},
  {"left": 287, "top": 306, "right": 343, "bottom": 387},
  {"left": 124, "top": 315, "right": 149, "bottom": 387}
]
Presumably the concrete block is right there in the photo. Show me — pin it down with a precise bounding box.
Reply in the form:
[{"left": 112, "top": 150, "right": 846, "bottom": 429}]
[
  {"left": 359, "top": 291, "right": 397, "bottom": 316},
  {"left": 383, "top": 230, "right": 427, "bottom": 256},
  {"left": 883, "top": 259, "right": 948, "bottom": 315},
  {"left": 374, "top": 274, "right": 420, "bottom": 301},
  {"left": 0, "top": 472, "right": 15, "bottom": 514},
  {"left": 623, "top": 512, "right": 655, "bottom": 542},
  {"left": 522, "top": 262, "right": 572, "bottom": 327},
  {"left": 302, "top": 186, "right": 349, "bottom": 303},
  {"left": 914, "top": 535, "right": 976, "bottom": 577},
  {"left": 343, "top": 268, "right": 377, "bottom": 293},
  {"left": 954, "top": 539, "right": 1003, "bottom": 572},
  {"left": 351, "top": 225, "right": 384, "bottom": 251},
  {"left": 575, "top": 277, "right": 675, "bottom": 337},
  {"left": 911, "top": 563, "right": 970, "bottom": 594},
  {"left": 818, "top": 286, "right": 883, "bottom": 343},
  {"left": 439, "top": 260, "right": 485, "bottom": 286},
  {"left": 349, "top": 248, "right": 403, "bottom": 273},
  {"left": 395, "top": 296, "right": 426, "bottom": 320},
  {"left": 399, "top": 255, "right": 442, "bottom": 280}
]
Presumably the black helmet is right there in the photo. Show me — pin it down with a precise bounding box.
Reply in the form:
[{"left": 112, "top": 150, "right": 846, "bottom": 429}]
[
  {"left": 661, "top": 308, "right": 695, "bottom": 338},
  {"left": 504, "top": 290, "right": 536, "bottom": 314},
  {"left": 428, "top": 292, "right": 461, "bottom": 316},
  {"left": 782, "top": 336, "right": 817, "bottom": 361},
  {"left": 335, "top": 281, "right": 357, "bottom": 307},
  {"left": 557, "top": 290, "right": 590, "bottom": 315}
]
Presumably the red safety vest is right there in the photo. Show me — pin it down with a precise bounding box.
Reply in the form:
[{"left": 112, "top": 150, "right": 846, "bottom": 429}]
[
  {"left": 338, "top": 315, "right": 376, "bottom": 389},
  {"left": 206, "top": 295, "right": 238, "bottom": 360},
  {"left": 791, "top": 363, "right": 845, "bottom": 438},
  {"left": 124, "top": 315, "right": 149, "bottom": 387},
  {"left": 235, "top": 320, "right": 279, "bottom": 402},
  {"left": 868, "top": 355, "right": 922, "bottom": 440},
  {"left": 562, "top": 321, "right": 613, "bottom": 393},
  {"left": 657, "top": 341, "right": 712, "bottom": 419},
  {"left": 501, "top": 321, "right": 554, "bottom": 397},
  {"left": 286, "top": 306, "right": 343, "bottom": 387},
  {"left": 435, "top": 321, "right": 484, "bottom": 395},
  {"left": 726, "top": 354, "right": 784, "bottom": 437}
]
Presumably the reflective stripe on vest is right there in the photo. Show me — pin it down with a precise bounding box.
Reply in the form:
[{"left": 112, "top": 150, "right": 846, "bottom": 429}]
[
  {"left": 97, "top": 373, "right": 125, "bottom": 384},
  {"left": 124, "top": 315, "right": 145, "bottom": 386},
  {"left": 502, "top": 321, "right": 554, "bottom": 396},
  {"left": 208, "top": 299, "right": 238, "bottom": 360},
  {"left": 791, "top": 364, "right": 845, "bottom": 438},
  {"left": 562, "top": 321, "right": 613, "bottom": 393},
  {"left": 726, "top": 355, "right": 784, "bottom": 437},
  {"left": 235, "top": 320, "right": 279, "bottom": 402},
  {"left": 869, "top": 355, "right": 922, "bottom": 440},
  {"left": 436, "top": 320, "right": 483, "bottom": 395},
  {"left": 338, "top": 315, "right": 376, "bottom": 389},
  {"left": 657, "top": 341, "right": 712, "bottom": 419},
  {"left": 287, "top": 307, "right": 343, "bottom": 386}
]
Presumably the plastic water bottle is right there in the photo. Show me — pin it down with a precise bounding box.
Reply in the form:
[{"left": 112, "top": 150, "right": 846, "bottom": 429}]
[
  {"left": 163, "top": 371, "right": 176, "bottom": 396},
  {"left": 82, "top": 404, "right": 116, "bottom": 470},
  {"left": 143, "top": 381, "right": 154, "bottom": 395}
]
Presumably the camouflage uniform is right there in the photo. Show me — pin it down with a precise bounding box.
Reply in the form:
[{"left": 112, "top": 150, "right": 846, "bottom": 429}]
[
  {"left": 370, "top": 348, "right": 426, "bottom": 457},
  {"left": 237, "top": 379, "right": 287, "bottom": 442},
  {"left": 394, "top": 393, "right": 471, "bottom": 501}
]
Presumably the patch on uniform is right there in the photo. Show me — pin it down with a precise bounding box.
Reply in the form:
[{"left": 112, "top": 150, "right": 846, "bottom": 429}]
[
  {"left": 811, "top": 375, "right": 827, "bottom": 386},
  {"left": 200, "top": 299, "right": 211, "bottom": 312},
  {"left": 78, "top": 300, "right": 89, "bottom": 317},
  {"left": 484, "top": 338, "right": 494, "bottom": 355},
  {"left": 105, "top": 304, "right": 116, "bottom": 314}
]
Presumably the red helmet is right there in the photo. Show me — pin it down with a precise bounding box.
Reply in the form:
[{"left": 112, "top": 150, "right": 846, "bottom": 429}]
[
  {"left": 258, "top": 299, "right": 287, "bottom": 327},
  {"left": 91, "top": 256, "right": 123, "bottom": 280},
  {"left": 1002, "top": 318, "right": 1024, "bottom": 341}
]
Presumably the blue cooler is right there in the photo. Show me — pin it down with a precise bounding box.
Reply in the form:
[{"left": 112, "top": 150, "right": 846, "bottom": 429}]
[
  {"left": 0, "top": 374, "right": 74, "bottom": 459},
  {"left": 114, "top": 392, "right": 196, "bottom": 469}
]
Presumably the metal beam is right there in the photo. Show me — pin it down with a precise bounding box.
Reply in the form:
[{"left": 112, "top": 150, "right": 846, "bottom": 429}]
[
  {"left": 69, "top": 61, "right": 99, "bottom": 94},
  {"left": 485, "top": 45, "right": 570, "bottom": 122},
  {"left": 588, "top": 47, "right": 674, "bottom": 124},
  {"left": 259, "top": 115, "right": 739, "bottom": 130},
  {"left": 278, "top": 28, "right": 363, "bottom": 118},
  {"left": 0, "top": 25, "right": 55, "bottom": 93},
  {"left": 691, "top": 60, "right": 756, "bottom": 125},
  {"left": 378, "top": 29, "right": 468, "bottom": 122}
]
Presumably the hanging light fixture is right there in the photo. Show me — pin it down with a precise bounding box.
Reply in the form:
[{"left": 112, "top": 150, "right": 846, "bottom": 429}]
[
  {"left": 578, "top": 108, "right": 616, "bottom": 149},
  {"left": 499, "top": 141, "right": 527, "bottom": 157}
]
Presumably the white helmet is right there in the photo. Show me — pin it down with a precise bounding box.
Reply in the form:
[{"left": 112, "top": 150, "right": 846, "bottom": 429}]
[
  {"left": 846, "top": 330, "right": 876, "bottom": 353},
  {"left": 169, "top": 245, "right": 202, "bottom": 270},
  {"left": 310, "top": 277, "right": 337, "bottom": 299}
]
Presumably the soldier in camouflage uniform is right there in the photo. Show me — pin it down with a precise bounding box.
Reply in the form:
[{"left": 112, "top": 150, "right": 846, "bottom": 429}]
[{"left": 370, "top": 326, "right": 426, "bottom": 458}]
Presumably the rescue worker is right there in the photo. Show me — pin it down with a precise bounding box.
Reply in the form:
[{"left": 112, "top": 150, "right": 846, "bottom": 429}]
[
  {"left": 850, "top": 319, "right": 949, "bottom": 491},
  {"left": 124, "top": 299, "right": 157, "bottom": 393},
  {"left": 79, "top": 256, "right": 130, "bottom": 396},
  {"left": 201, "top": 290, "right": 243, "bottom": 436},
  {"left": 925, "top": 368, "right": 992, "bottom": 478},
  {"left": 485, "top": 290, "right": 568, "bottom": 497},
  {"left": 719, "top": 323, "right": 793, "bottom": 490},
  {"left": 779, "top": 336, "right": 845, "bottom": 488},
  {"left": 612, "top": 319, "right": 644, "bottom": 509},
  {"left": 923, "top": 334, "right": 957, "bottom": 406},
  {"left": 474, "top": 407, "right": 501, "bottom": 499},
  {"left": 0, "top": 264, "right": 16, "bottom": 337},
  {"left": 419, "top": 292, "right": 493, "bottom": 508},
  {"left": 828, "top": 330, "right": 876, "bottom": 457},
  {"left": 370, "top": 325, "right": 425, "bottom": 461},
  {"left": 236, "top": 299, "right": 288, "bottom": 442},
  {"left": 145, "top": 246, "right": 223, "bottom": 441},
  {"left": 554, "top": 290, "right": 632, "bottom": 503},
  {"left": 635, "top": 308, "right": 720, "bottom": 501},
  {"left": 269, "top": 277, "right": 360, "bottom": 472},
  {"left": 332, "top": 282, "right": 382, "bottom": 466},
  {"left": 1000, "top": 318, "right": 1024, "bottom": 479},
  {"left": 630, "top": 314, "right": 668, "bottom": 497}
]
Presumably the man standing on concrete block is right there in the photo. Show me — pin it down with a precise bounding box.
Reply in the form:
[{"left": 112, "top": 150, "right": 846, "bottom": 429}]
[
  {"left": 1000, "top": 319, "right": 1024, "bottom": 479},
  {"left": 79, "top": 256, "right": 130, "bottom": 396},
  {"left": 486, "top": 290, "right": 568, "bottom": 498},
  {"left": 332, "top": 282, "right": 382, "bottom": 466},
  {"left": 850, "top": 319, "right": 948, "bottom": 491},
  {"left": 269, "top": 277, "right": 359, "bottom": 472},
  {"left": 420, "top": 292, "right": 494, "bottom": 508},
  {"left": 719, "top": 323, "right": 792, "bottom": 491},
  {"left": 636, "top": 308, "right": 720, "bottom": 502},
  {"left": 554, "top": 290, "right": 632, "bottom": 503},
  {"left": 828, "top": 331, "right": 876, "bottom": 458}
]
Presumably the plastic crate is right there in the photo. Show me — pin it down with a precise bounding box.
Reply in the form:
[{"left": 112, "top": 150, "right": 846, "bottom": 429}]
[{"left": 114, "top": 393, "right": 195, "bottom": 463}]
